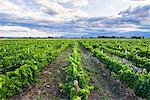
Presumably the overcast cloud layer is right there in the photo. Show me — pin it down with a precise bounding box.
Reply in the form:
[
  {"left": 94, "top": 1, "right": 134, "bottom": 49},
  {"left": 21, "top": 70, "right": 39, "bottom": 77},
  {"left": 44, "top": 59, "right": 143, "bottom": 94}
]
[{"left": 0, "top": 0, "right": 150, "bottom": 37}]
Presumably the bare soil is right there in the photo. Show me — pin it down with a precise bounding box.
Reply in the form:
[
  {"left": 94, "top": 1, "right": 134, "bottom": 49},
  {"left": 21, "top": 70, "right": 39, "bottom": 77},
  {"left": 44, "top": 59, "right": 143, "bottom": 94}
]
[
  {"left": 79, "top": 45, "right": 141, "bottom": 100},
  {"left": 10, "top": 45, "right": 143, "bottom": 100},
  {"left": 105, "top": 52, "right": 142, "bottom": 72},
  {"left": 11, "top": 47, "right": 72, "bottom": 100}
]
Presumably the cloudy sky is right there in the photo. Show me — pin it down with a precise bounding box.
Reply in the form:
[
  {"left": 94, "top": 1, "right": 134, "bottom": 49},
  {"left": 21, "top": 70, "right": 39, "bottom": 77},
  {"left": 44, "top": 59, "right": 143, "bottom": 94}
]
[{"left": 0, "top": 0, "right": 150, "bottom": 37}]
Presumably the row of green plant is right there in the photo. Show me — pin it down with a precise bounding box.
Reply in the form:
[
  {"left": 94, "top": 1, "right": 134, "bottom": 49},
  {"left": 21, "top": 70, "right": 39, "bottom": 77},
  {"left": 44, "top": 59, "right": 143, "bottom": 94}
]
[
  {"left": 59, "top": 43, "right": 93, "bottom": 100},
  {"left": 99, "top": 39, "right": 150, "bottom": 59},
  {"left": 82, "top": 40, "right": 150, "bottom": 71},
  {"left": 100, "top": 45, "right": 149, "bottom": 71},
  {"left": 0, "top": 40, "right": 67, "bottom": 72},
  {"left": 103, "top": 44, "right": 150, "bottom": 71},
  {"left": 0, "top": 40, "right": 70, "bottom": 99},
  {"left": 81, "top": 41, "right": 150, "bottom": 99}
]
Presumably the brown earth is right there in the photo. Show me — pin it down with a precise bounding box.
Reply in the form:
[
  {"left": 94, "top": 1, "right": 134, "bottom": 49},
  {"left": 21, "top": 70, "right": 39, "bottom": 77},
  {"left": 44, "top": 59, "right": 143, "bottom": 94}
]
[
  {"left": 11, "top": 45, "right": 143, "bottom": 100},
  {"left": 79, "top": 45, "right": 141, "bottom": 100},
  {"left": 11, "top": 47, "right": 72, "bottom": 100}
]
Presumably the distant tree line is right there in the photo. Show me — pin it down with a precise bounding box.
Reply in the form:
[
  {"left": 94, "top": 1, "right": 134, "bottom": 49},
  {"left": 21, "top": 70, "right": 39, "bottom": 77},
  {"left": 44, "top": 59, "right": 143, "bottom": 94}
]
[
  {"left": 97, "top": 36, "right": 125, "bottom": 38},
  {"left": 131, "top": 36, "right": 144, "bottom": 39},
  {"left": 97, "top": 36, "right": 145, "bottom": 39},
  {"left": 0, "top": 36, "right": 146, "bottom": 39}
]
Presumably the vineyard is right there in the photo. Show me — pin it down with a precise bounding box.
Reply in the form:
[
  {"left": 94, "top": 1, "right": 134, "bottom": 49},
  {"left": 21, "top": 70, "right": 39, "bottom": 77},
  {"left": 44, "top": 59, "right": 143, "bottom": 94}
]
[{"left": 0, "top": 39, "right": 150, "bottom": 100}]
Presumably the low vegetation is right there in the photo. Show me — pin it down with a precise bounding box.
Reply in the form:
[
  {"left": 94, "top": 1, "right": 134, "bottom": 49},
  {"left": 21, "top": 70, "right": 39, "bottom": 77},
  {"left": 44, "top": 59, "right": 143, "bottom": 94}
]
[{"left": 0, "top": 39, "right": 149, "bottom": 99}]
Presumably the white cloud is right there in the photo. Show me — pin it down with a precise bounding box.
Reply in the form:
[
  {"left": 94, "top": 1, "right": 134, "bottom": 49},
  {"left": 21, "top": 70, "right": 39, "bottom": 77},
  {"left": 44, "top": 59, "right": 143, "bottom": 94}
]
[
  {"left": 70, "top": 0, "right": 89, "bottom": 7},
  {"left": 82, "top": 0, "right": 150, "bottom": 17},
  {"left": 37, "top": 0, "right": 88, "bottom": 20},
  {"left": 104, "top": 24, "right": 150, "bottom": 32},
  {"left": 0, "top": 26, "right": 63, "bottom": 37},
  {"left": 57, "top": 0, "right": 89, "bottom": 7},
  {"left": 0, "top": 26, "right": 30, "bottom": 31},
  {"left": 0, "top": 0, "right": 88, "bottom": 22},
  {"left": 0, "top": 0, "right": 150, "bottom": 37}
]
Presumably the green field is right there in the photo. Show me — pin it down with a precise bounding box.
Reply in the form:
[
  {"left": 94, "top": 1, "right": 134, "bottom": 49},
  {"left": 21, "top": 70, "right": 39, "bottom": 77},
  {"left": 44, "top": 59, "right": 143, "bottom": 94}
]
[{"left": 0, "top": 39, "right": 150, "bottom": 100}]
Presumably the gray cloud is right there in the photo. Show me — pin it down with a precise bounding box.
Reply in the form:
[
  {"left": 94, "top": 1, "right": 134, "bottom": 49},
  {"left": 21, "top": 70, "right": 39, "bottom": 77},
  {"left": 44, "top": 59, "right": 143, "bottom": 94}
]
[{"left": 0, "top": 0, "right": 150, "bottom": 37}]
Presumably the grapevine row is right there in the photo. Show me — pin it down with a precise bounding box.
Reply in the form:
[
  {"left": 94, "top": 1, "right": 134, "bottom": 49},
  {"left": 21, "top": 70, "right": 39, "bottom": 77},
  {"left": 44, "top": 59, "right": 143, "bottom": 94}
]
[
  {"left": 83, "top": 40, "right": 150, "bottom": 71},
  {"left": 103, "top": 45, "right": 150, "bottom": 70},
  {"left": 0, "top": 40, "right": 70, "bottom": 99},
  {"left": 0, "top": 40, "right": 66, "bottom": 72},
  {"left": 59, "top": 43, "right": 93, "bottom": 100},
  {"left": 81, "top": 41, "right": 150, "bottom": 99}
]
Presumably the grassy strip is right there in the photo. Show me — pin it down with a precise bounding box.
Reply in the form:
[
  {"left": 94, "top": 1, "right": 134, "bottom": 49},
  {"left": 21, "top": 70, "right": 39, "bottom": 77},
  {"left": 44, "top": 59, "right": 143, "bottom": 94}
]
[{"left": 59, "top": 44, "right": 93, "bottom": 100}]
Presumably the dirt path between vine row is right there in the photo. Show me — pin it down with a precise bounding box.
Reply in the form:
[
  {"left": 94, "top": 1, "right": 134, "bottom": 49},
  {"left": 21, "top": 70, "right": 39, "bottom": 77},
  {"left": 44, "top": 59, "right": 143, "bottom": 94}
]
[
  {"left": 79, "top": 45, "right": 141, "bottom": 100},
  {"left": 105, "top": 52, "right": 142, "bottom": 72},
  {"left": 11, "top": 45, "right": 142, "bottom": 100},
  {"left": 11, "top": 47, "right": 72, "bottom": 100}
]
